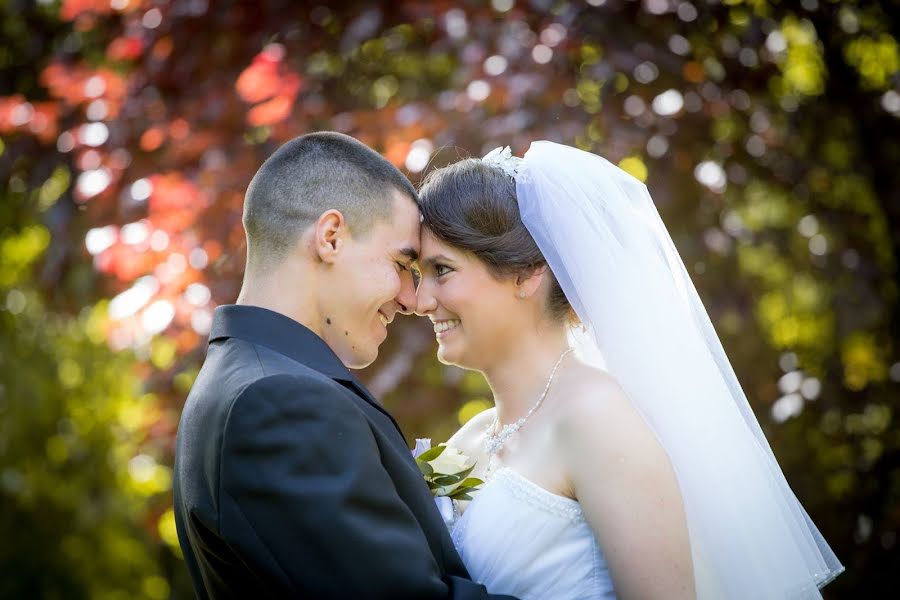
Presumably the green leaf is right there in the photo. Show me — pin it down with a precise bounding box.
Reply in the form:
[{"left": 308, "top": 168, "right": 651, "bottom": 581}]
[
  {"left": 450, "top": 464, "right": 475, "bottom": 480},
  {"left": 448, "top": 485, "right": 479, "bottom": 496},
  {"left": 433, "top": 474, "right": 462, "bottom": 486},
  {"left": 450, "top": 493, "right": 474, "bottom": 501},
  {"left": 416, "top": 445, "right": 447, "bottom": 462},
  {"left": 457, "top": 477, "right": 484, "bottom": 489},
  {"left": 417, "top": 460, "right": 433, "bottom": 476},
  {"left": 433, "top": 481, "right": 464, "bottom": 496}
]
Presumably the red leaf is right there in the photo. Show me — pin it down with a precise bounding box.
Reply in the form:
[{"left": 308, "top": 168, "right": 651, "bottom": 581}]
[
  {"left": 107, "top": 36, "right": 144, "bottom": 62},
  {"left": 60, "top": 0, "right": 113, "bottom": 21},
  {"left": 146, "top": 174, "right": 208, "bottom": 231},
  {"left": 30, "top": 102, "right": 60, "bottom": 143},
  {"left": 140, "top": 127, "right": 166, "bottom": 152},
  {"left": 0, "top": 95, "right": 27, "bottom": 133},
  {"left": 246, "top": 94, "right": 293, "bottom": 126},
  {"left": 235, "top": 56, "right": 280, "bottom": 104}
]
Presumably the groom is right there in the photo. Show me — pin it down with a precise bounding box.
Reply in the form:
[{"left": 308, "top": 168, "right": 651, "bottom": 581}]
[{"left": 173, "top": 132, "right": 514, "bottom": 599}]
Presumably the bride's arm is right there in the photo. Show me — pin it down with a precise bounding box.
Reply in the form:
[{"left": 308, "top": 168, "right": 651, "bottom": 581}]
[{"left": 559, "top": 374, "right": 695, "bottom": 600}]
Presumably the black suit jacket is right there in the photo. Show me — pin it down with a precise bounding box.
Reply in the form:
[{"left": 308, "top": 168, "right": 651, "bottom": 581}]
[{"left": 174, "top": 305, "right": 514, "bottom": 599}]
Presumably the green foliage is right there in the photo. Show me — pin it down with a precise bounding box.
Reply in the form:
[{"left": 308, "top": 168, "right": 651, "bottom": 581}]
[
  {"left": 778, "top": 16, "right": 826, "bottom": 99},
  {"left": 844, "top": 33, "right": 900, "bottom": 90},
  {"left": 0, "top": 247, "right": 171, "bottom": 598},
  {"left": 0, "top": 224, "right": 50, "bottom": 287}
]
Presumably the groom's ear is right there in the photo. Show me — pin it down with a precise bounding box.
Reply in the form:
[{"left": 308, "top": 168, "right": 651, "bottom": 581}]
[
  {"left": 515, "top": 265, "right": 548, "bottom": 297},
  {"left": 313, "top": 209, "right": 347, "bottom": 264}
]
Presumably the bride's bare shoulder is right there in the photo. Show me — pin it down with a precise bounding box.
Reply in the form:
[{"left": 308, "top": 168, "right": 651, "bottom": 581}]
[
  {"left": 447, "top": 406, "right": 496, "bottom": 457},
  {"left": 558, "top": 363, "right": 645, "bottom": 435}
]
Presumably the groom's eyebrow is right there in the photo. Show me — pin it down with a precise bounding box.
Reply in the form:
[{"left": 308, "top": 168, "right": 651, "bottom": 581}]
[{"left": 399, "top": 247, "right": 419, "bottom": 262}]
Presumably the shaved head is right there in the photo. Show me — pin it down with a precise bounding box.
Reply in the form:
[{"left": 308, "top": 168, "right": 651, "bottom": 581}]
[{"left": 242, "top": 131, "right": 418, "bottom": 271}]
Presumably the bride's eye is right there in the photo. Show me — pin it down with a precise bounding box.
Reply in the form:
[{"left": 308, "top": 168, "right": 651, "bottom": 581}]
[{"left": 435, "top": 264, "right": 453, "bottom": 277}]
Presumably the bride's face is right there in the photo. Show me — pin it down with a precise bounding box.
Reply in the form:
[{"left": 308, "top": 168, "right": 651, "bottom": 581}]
[{"left": 415, "top": 229, "right": 522, "bottom": 370}]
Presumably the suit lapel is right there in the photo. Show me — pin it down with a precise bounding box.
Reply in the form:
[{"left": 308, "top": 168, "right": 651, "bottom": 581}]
[
  {"left": 208, "top": 305, "right": 411, "bottom": 445},
  {"left": 334, "top": 378, "right": 409, "bottom": 447}
]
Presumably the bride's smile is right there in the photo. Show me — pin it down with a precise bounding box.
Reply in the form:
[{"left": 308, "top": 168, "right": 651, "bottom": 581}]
[{"left": 432, "top": 319, "right": 461, "bottom": 337}]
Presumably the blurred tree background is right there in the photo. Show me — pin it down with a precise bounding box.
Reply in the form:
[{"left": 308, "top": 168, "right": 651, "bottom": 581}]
[{"left": 1, "top": 0, "right": 897, "bottom": 597}]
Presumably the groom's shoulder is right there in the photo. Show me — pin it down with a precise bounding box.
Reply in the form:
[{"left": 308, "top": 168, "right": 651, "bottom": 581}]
[
  {"left": 231, "top": 345, "right": 356, "bottom": 410},
  {"left": 190, "top": 337, "right": 360, "bottom": 421},
  {"left": 223, "top": 370, "right": 368, "bottom": 442},
  {"left": 197, "top": 336, "right": 342, "bottom": 395}
]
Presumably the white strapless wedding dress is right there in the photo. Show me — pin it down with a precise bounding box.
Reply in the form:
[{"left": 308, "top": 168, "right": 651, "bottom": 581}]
[{"left": 451, "top": 467, "right": 617, "bottom": 599}]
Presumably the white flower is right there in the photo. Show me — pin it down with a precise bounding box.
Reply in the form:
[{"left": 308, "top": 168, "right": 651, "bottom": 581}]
[
  {"left": 429, "top": 445, "right": 474, "bottom": 476},
  {"left": 413, "top": 439, "right": 483, "bottom": 505}
]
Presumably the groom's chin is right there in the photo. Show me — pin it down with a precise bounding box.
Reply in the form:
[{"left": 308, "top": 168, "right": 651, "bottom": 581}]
[{"left": 339, "top": 342, "right": 380, "bottom": 370}]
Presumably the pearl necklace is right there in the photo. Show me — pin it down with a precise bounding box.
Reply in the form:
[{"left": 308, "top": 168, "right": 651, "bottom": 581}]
[{"left": 483, "top": 348, "right": 573, "bottom": 459}]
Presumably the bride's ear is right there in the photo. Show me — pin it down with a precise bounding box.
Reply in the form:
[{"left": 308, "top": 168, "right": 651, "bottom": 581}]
[{"left": 515, "top": 265, "right": 548, "bottom": 299}]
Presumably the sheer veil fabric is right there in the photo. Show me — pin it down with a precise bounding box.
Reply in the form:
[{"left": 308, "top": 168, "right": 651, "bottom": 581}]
[{"left": 497, "top": 141, "right": 844, "bottom": 598}]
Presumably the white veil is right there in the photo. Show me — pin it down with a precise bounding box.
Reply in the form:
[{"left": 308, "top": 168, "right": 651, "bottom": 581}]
[{"left": 488, "top": 141, "right": 844, "bottom": 598}]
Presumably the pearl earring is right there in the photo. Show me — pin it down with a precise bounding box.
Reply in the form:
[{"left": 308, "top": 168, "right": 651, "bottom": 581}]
[{"left": 517, "top": 290, "right": 527, "bottom": 299}]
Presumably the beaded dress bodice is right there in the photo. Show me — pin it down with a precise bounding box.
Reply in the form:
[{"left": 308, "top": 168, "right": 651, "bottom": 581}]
[{"left": 451, "top": 467, "right": 617, "bottom": 599}]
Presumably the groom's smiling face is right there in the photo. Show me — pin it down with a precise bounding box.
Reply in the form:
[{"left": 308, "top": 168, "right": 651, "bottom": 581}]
[{"left": 322, "top": 190, "right": 420, "bottom": 369}]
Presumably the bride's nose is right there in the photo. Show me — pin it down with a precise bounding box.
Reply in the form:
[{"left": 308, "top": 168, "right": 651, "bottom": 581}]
[{"left": 415, "top": 279, "right": 437, "bottom": 316}]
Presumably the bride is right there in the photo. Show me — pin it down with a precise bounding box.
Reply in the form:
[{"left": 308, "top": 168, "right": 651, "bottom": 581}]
[{"left": 413, "top": 142, "right": 844, "bottom": 599}]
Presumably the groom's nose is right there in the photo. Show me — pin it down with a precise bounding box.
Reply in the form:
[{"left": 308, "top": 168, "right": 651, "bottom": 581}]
[{"left": 395, "top": 268, "right": 417, "bottom": 315}]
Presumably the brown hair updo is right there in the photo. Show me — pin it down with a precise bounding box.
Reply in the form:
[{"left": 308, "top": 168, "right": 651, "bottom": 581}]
[{"left": 417, "top": 157, "right": 573, "bottom": 323}]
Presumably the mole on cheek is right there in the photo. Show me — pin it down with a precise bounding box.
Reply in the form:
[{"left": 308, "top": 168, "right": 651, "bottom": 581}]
[
  {"left": 345, "top": 331, "right": 348, "bottom": 336},
  {"left": 326, "top": 318, "right": 332, "bottom": 325}
]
